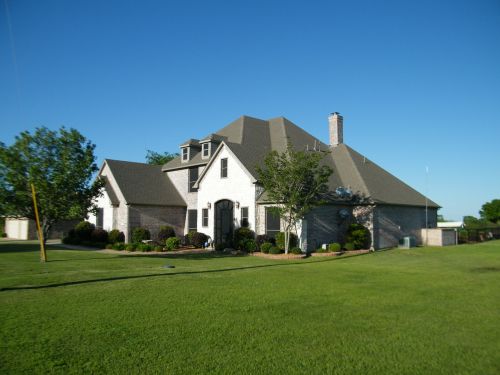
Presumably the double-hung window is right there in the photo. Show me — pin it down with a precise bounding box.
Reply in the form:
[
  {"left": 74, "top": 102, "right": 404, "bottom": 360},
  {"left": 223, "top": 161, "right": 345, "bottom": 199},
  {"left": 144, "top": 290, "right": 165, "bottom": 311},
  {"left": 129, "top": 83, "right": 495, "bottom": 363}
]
[
  {"left": 265, "top": 207, "right": 280, "bottom": 238},
  {"left": 220, "top": 158, "right": 228, "bottom": 178},
  {"left": 188, "top": 167, "right": 198, "bottom": 192},
  {"left": 202, "top": 208, "right": 209, "bottom": 227},
  {"left": 182, "top": 147, "right": 189, "bottom": 161},
  {"left": 188, "top": 209, "right": 197, "bottom": 232},
  {"left": 202, "top": 143, "right": 209, "bottom": 158},
  {"left": 240, "top": 207, "right": 249, "bottom": 227}
]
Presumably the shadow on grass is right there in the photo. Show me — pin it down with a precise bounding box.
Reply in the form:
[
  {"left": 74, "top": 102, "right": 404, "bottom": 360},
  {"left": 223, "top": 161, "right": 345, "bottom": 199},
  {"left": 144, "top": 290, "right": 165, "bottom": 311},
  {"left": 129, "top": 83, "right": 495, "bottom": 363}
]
[{"left": 0, "top": 252, "right": 371, "bottom": 292}]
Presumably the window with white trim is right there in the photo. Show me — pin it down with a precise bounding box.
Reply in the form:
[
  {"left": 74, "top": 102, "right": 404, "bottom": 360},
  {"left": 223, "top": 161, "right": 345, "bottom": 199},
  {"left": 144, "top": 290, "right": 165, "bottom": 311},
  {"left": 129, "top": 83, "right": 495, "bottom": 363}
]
[
  {"left": 202, "top": 143, "right": 209, "bottom": 158},
  {"left": 221, "top": 158, "right": 228, "bottom": 178},
  {"left": 241, "top": 207, "right": 249, "bottom": 227},
  {"left": 182, "top": 147, "right": 189, "bottom": 162},
  {"left": 202, "top": 208, "right": 208, "bottom": 227}
]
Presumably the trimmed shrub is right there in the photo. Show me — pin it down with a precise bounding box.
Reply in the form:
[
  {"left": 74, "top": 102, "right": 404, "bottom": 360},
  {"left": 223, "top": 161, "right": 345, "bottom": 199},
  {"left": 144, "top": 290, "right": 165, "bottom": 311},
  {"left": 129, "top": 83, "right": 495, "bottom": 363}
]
[
  {"left": 154, "top": 245, "right": 163, "bottom": 252},
  {"left": 244, "top": 239, "right": 257, "bottom": 253},
  {"left": 290, "top": 247, "right": 303, "bottom": 254},
  {"left": 328, "top": 243, "right": 341, "bottom": 252},
  {"left": 126, "top": 243, "right": 136, "bottom": 252},
  {"left": 182, "top": 234, "right": 191, "bottom": 246},
  {"left": 91, "top": 228, "right": 108, "bottom": 243},
  {"left": 234, "top": 227, "right": 255, "bottom": 250},
  {"left": 137, "top": 243, "right": 152, "bottom": 252},
  {"left": 157, "top": 226, "right": 176, "bottom": 242},
  {"left": 315, "top": 248, "right": 328, "bottom": 253},
  {"left": 112, "top": 242, "right": 126, "bottom": 251},
  {"left": 260, "top": 242, "right": 273, "bottom": 254},
  {"left": 131, "top": 227, "right": 150, "bottom": 243},
  {"left": 190, "top": 232, "right": 208, "bottom": 248},
  {"left": 74, "top": 221, "right": 95, "bottom": 241},
  {"left": 275, "top": 232, "right": 298, "bottom": 250},
  {"left": 269, "top": 246, "right": 282, "bottom": 254},
  {"left": 165, "top": 237, "right": 180, "bottom": 251},
  {"left": 344, "top": 242, "right": 355, "bottom": 251},
  {"left": 346, "top": 223, "right": 371, "bottom": 250},
  {"left": 105, "top": 244, "right": 113, "bottom": 249},
  {"left": 108, "top": 229, "right": 125, "bottom": 244},
  {"left": 256, "top": 234, "right": 274, "bottom": 250}
]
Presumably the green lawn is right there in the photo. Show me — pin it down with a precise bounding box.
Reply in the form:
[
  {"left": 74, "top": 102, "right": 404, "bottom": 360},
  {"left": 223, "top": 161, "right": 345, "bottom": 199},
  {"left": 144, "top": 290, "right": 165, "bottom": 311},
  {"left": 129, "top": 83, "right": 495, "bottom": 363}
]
[{"left": 1, "top": 241, "right": 499, "bottom": 374}]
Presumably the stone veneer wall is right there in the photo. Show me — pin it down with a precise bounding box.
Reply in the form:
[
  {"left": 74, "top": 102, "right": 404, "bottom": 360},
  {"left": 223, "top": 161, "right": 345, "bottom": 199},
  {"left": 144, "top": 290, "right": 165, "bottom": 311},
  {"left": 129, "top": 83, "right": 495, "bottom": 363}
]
[
  {"left": 127, "top": 205, "right": 186, "bottom": 241},
  {"left": 374, "top": 205, "right": 438, "bottom": 249}
]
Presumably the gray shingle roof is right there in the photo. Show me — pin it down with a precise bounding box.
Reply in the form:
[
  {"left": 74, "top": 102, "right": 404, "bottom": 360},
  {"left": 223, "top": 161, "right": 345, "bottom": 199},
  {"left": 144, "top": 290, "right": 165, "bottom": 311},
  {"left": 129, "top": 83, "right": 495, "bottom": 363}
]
[
  {"left": 104, "top": 159, "right": 186, "bottom": 206},
  {"left": 164, "top": 115, "right": 439, "bottom": 208}
]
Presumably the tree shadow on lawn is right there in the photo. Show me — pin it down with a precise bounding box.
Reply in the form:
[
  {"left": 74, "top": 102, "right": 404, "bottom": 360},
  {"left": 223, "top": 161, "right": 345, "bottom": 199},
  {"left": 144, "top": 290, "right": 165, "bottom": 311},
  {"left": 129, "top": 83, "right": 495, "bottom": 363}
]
[
  {"left": 0, "top": 252, "right": 371, "bottom": 292},
  {"left": 0, "top": 243, "right": 65, "bottom": 253}
]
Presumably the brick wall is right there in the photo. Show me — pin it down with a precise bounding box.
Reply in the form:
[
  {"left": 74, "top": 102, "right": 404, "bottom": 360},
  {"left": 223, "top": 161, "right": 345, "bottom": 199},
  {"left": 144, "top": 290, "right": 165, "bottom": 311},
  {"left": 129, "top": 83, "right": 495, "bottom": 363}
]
[{"left": 128, "top": 205, "right": 186, "bottom": 241}]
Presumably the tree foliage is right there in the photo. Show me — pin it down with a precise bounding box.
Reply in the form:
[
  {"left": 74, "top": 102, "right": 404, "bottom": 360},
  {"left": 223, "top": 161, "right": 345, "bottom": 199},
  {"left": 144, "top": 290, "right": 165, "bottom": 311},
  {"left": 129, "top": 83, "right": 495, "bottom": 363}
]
[
  {"left": 145, "top": 150, "right": 179, "bottom": 165},
  {"left": 479, "top": 199, "right": 500, "bottom": 224},
  {"left": 0, "top": 127, "right": 104, "bottom": 243},
  {"left": 256, "top": 143, "right": 333, "bottom": 253}
]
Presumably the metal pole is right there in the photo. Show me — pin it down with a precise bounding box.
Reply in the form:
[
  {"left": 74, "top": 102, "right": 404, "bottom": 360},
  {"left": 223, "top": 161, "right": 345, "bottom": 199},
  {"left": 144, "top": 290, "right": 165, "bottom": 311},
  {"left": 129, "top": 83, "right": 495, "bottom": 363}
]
[
  {"left": 31, "top": 183, "right": 47, "bottom": 262},
  {"left": 425, "top": 166, "right": 429, "bottom": 246}
]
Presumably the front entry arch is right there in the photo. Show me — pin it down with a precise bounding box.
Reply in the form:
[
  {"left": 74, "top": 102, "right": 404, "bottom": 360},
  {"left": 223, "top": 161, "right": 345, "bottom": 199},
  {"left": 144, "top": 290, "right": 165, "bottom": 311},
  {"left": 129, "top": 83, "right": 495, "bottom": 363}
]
[{"left": 214, "top": 200, "right": 234, "bottom": 245}]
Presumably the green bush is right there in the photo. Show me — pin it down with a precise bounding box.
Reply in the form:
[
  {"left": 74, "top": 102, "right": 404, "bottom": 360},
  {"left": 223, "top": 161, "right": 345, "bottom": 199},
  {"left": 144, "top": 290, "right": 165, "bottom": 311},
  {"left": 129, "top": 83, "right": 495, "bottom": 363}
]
[
  {"left": 275, "top": 232, "right": 298, "bottom": 250},
  {"left": 154, "top": 245, "right": 163, "bottom": 252},
  {"left": 290, "top": 247, "right": 302, "bottom": 254},
  {"left": 190, "top": 232, "right": 208, "bottom": 248},
  {"left": 328, "top": 243, "right": 341, "bottom": 252},
  {"left": 105, "top": 244, "right": 113, "bottom": 249},
  {"left": 108, "top": 229, "right": 125, "bottom": 244},
  {"left": 137, "top": 243, "right": 152, "bottom": 252},
  {"left": 165, "top": 237, "right": 180, "bottom": 251},
  {"left": 256, "top": 234, "right": 274, "bottom": 250},
  {"left": 234, "top": 227, "right": 255, "bottom": 250},
  {"left": 157, "top": 226, "right": 176, "bottom": 242},
  {"left": 269, "top": 246, "right": 282, "bottom": 254},
  {"left": 112, "top": 242, "right": 126, "bottom": 251},
  {"left": 244, "top": 239, "right": 257, "bottom": 252},
  {"left": 126, "top": 243, "right": 136, "bottom": 252},
  {"left": 260, "top": 242, "right": 273, "bottom": 254},
  {"left": 74, "top": 221, "right": 95, "bottom": 241},
  {"left": 344, "top": 242, "right": 355, "bottom": 251},
  {"left": 91, "top": 228, "right": 108, "bottom": 243},
  {"left": 131, "top": 227, "right": 151, "bottom": 243},
  {"left": 346, "top": 223, "right": 371, "bottom": 250}
]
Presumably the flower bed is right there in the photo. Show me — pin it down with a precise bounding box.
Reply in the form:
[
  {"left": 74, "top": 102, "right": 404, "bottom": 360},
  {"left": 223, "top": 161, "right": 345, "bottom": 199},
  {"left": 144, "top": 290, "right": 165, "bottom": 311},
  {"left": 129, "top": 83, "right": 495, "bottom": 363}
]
[{"left": 252, "top": 252, "right": 306, "bottom": 260}]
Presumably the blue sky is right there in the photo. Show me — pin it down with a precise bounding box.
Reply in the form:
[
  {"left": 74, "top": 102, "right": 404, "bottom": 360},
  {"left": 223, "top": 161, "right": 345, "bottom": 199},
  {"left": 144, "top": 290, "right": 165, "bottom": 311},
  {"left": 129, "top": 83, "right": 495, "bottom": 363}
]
[{"left": 1, "top": 0, "right": 499, "bottom": 221}]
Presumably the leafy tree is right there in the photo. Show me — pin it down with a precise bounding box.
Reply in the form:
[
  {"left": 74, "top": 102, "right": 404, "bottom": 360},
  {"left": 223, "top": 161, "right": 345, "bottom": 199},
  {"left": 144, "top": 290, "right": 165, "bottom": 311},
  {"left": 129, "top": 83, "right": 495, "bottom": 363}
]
[
  {"left": 479, "top": 199, "right": 500, "bottom": 224},
  {"left": 256, "top": 143, "right": 333, "bottom": 254},
  {"left": 145, "top": 150, "right": 179, "bottom": 165},
  {"left": 463, "top": 215, "right": 490, "bottom": 228},
  {"left": 0, "top": 127, "right": 104, "bottom": 245}
]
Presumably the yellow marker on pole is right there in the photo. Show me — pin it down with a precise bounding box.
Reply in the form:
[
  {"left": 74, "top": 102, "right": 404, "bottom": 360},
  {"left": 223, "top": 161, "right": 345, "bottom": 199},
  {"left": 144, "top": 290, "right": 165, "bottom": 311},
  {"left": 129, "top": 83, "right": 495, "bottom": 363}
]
[{"left": 31, "top": 183, "right": 47, "bottom": 262}]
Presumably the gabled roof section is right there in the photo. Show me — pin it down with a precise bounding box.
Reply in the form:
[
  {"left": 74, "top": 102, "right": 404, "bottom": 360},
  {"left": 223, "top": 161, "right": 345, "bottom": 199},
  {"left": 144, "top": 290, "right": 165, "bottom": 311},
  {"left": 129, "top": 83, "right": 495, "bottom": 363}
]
[
  {"left": 161, "top": 115, "right": 439, "bottom": 208},
  {"left": 328, "top": 145, "right": 439, "bottom": 207},
  {"left": 104, "top": 159, "right": 186, "bottom": 206},
  {"left": 100, "top": 176, "right": 119, "bottom": 206}
]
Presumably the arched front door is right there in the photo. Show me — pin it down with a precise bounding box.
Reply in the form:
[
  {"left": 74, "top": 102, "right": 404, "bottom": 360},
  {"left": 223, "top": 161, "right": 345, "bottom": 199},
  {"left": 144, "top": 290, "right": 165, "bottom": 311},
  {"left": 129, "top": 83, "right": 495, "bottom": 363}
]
[{"left": 214, "top": 200, "right": 234, "bottom": 245}]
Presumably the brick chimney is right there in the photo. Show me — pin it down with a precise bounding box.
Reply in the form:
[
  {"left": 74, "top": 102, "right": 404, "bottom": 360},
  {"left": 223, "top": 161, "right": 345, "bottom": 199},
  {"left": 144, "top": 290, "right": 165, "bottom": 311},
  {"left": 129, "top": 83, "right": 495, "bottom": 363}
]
[{"left": 329, "top": 112, "right": 343, "bottom": 147}]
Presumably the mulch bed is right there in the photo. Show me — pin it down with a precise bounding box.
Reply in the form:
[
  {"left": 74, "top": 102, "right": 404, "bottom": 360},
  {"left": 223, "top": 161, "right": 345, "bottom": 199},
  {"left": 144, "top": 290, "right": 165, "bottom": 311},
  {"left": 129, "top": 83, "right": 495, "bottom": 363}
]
[
  {"left": 251, "top": 252, "right": 306, "bottom": 260},
  {"left": 310, "top": 250, "right": 370, "bottom": 257}
]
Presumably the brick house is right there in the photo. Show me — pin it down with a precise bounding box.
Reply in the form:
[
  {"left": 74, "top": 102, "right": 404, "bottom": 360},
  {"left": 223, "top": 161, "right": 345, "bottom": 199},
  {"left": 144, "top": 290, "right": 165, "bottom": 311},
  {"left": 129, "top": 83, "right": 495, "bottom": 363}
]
[{"left": 89, "top": 113, "right": 439, "bottom": 250}]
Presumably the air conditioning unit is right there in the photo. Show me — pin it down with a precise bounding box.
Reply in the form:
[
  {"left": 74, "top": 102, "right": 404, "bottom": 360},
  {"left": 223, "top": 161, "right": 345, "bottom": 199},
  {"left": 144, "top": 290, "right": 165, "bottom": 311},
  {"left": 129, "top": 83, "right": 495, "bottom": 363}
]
[{"left": 398, "top": 236, "right": 416, "bottom": 249}]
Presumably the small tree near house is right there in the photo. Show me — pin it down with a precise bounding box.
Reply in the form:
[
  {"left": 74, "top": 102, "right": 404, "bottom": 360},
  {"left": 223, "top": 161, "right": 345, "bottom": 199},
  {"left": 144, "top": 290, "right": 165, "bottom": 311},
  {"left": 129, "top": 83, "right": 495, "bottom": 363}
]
[
  {"left": 0, "top": 127, "right": 104, "bottom": 245},
  {"left": 256, "top": 143, "right": 333, "bottom": 254}
]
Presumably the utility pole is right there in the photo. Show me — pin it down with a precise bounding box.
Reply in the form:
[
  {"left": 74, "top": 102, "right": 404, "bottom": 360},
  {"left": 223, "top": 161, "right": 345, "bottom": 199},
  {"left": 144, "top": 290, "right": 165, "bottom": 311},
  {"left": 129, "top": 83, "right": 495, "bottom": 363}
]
[{"left": 31, "top": 183, "right": 47, "bottom": 262}]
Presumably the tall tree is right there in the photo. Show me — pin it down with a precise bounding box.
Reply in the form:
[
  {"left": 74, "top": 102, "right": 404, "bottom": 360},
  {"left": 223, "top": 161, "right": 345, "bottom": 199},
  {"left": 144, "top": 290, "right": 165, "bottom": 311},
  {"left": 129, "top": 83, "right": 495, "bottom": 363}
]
[
  {"left": 145, "top": 150, "right": 179, "bottom": 165},
  {"left": 256, "top": 143, "right": 333, "bottom": 253},
  {"left": 0, "top": 127, "right": 104, "bottom": 244},
  {"left": 479, "top": 199, "right": 500, "bottom": 224}
]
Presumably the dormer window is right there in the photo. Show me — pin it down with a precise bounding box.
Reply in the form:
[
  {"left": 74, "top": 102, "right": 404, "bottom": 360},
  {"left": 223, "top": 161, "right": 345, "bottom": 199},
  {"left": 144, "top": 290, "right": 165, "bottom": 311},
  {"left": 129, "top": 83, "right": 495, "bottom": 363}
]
[
  {"left": 182, "top": 147, "right": 189, "bottom": 162},
  {"left": 202, "top": 143, "right": 209, "bottom": 159}
]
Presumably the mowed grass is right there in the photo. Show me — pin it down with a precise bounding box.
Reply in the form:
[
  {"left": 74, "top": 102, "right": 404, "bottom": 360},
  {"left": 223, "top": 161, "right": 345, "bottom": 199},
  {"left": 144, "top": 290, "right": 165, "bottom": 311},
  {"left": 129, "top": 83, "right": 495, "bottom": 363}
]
[{"left": 1, "top": 241, "right": 499, "bottom": 374}]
